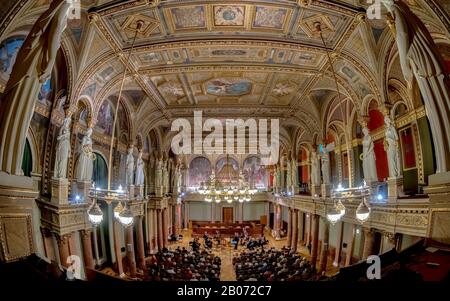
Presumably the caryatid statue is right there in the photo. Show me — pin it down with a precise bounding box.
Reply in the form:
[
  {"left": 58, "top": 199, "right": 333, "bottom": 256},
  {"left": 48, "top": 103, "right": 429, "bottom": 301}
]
[
  {"left": 135, "top": 150, "right": 145, "bottom": 186},
  {"left": 53, "top": 116, "right": 71, "bottom": 179},
  {"left": 75, "top": 128, "right": 94, "bottom": 182},
  {"left": 311, "top": 151, "right": 321, "bottom": 186},
  {"left": 0, "top": 0, "right": 72, "bottom": 175},
  {"left": 155, "top": 156, "right": 162, "bottom": 189},
  {"left": 321, "top": 151, "right": 330, "bottom": 185},
  {"left": 126, "top": 147, "right": 135, "bottom": 186},
  {"left": 291, "top": 157, "right": 298, "bottom": 188},
  {"left": 285, "top": 158, "right": 292, "bottom": 189},
  {"left": 162, "top": 159, "right": 169, "bottom": 193},
  {"left": 361, "top": 127, "right": 378, "bottom": 182},
  {"left": 383, "top": 0, "right": 450, "bottom": 173},
  {"left": 384, "top": 116, "right": 402, "bottom": 178}
]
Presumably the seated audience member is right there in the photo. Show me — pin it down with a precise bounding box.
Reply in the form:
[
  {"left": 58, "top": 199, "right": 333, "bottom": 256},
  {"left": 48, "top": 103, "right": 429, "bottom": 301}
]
[
  {"left": 233, "top": 247, "right": 316, "bottom": 281},
  {"left": 147, "top": 241, "right": 221, "bottom": 281}
]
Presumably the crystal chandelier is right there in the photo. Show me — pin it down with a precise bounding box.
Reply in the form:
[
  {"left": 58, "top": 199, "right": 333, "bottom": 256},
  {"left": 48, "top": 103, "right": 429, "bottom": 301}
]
[{"left": 198, "top": 156, "right": 257, "bottom": 203}]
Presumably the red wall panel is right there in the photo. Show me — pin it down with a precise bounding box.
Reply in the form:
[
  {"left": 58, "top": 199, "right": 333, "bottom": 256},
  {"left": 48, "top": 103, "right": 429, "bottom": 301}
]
[{"left": 374, "top": 139, "right": 388, "bottom": 181}]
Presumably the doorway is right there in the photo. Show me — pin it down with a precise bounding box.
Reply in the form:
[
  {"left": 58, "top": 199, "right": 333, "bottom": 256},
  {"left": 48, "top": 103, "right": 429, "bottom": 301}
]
[{"left": 222, "top": 207, "right": 233, "bottom": 224}]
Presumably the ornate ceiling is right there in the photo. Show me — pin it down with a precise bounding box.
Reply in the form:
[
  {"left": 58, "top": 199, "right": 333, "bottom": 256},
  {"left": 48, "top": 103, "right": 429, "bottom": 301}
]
[{"left": 1, "top": 0, "right": 448, "bottom": 145}]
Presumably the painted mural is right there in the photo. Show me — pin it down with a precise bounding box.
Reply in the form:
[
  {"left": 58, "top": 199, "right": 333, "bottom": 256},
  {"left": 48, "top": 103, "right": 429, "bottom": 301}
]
[
  {"left": 215, "top": 157, "right": 239, "bottom": 174},
  {"left": 189, "top": 157, "right": 212, "bottom": 188},
  {"left": 206, "top": 78, "right": 252, "bottom": 96},
  {"left": 37, "top": 78, "right": 53, "bottom": 107},
  {"left": 95, "top": 98, "right": 128, "bottom": 137},
  {"left": 171, "top": 6, "right": 206, "bottom": 29},
  {"left": 243, "top": 156, "right": 267, "bottom": 189},
  {"left": 214, "top": 6, "right": 245, "bottom": 26},
  {"left": 0, "top": 37, "right": 24, "bottom": 81},
  {"left": 253, "top": 6, "right": 287, "bottom": 29}
]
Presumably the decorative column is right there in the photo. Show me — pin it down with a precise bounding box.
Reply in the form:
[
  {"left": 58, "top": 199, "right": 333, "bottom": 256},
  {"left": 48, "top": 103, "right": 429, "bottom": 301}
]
[
  {"left": 113, "top": 220, "right": 124, "bottom": 277},
  {"left": 152, "top": 209, "right": 158, "bottom": 254},
  {"left": 286, "top": 208, "right": 293, "bottom": 248},
  {"left": 362, "top": 228, "right": 376, "bottom": 259},
  {"left": 183, "top": 202, "right": 189, "bottom": 230},
  {"left": 211, "top": 202, "right": 216, "bottom": 223},
  {"left": 56, "top": 233, "right": 71, "bottom": 268},
  {"left": 333, "top": 222, "right": 344, "bottom": 267},
  {"left": 298, "top": 211, "right": 304, "bottom": 243},
  {"left": 292, "top": 209, "right": 298, "bottom": 252},
  {"left": 274, "top": 204, "right": 281, "bottom": 240},
  {"left": 238, "top": 203, "right": 244, "bottom": 223},
  {"left": 162, "top": 208, "right": 168, "bottom": 248},
  {"left": 310, "top": 214, "right": 320, "bottom": 269},
  {"left": 125, "top": 225, "right": 137, "bottom": 278},
  {"left": 92, "top": 228, "right": 100, "bottom": 266},
  {"left": 136, "top": 216, "right": 146, "bottom": 270},
  {"left": 157, "top": 209, "right": 163, "bottom": 250},
  {"left": 319, "top": 218, "right": 330, "bottom": 273},
  {"left": 81, "top": 230, "right": 95, "bottom": 270},
  {"left": 345, "top": 224, "right": 356, "bottom": 266},
  {"left": 176, "top": 204, "right": 182, "bottom": 234}
]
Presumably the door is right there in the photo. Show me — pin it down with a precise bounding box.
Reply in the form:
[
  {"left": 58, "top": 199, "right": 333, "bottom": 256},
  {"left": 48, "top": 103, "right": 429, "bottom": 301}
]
[{"left": 223, "top": 207, "right": 233, "bottom": 224}]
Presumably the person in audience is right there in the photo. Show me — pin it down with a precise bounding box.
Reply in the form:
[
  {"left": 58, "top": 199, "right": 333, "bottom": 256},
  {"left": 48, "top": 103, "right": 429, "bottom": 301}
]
[
  {"left": 146, "top": 239, "right": 221, "bottom": 281},
  {"left": 233, "top": 247, "right": 316, "bottom": 281}
]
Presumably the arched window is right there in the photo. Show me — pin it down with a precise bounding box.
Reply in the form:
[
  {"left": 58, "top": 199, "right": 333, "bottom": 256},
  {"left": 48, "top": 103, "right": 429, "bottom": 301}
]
[
  {"left": 21, "top": 139, "right": 32, "bottom": 177},
  {"left": 93, "top": 153, "right": 108, "bottom": 189}
]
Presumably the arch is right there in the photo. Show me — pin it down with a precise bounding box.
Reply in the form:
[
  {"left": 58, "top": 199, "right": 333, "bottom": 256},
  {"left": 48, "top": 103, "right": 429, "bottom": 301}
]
[
  {"left": 188, "top": 156, "right": 212, "bottom": 188},
  {"left": 92, "top": 152, "right": 108, "bottom": 190}
]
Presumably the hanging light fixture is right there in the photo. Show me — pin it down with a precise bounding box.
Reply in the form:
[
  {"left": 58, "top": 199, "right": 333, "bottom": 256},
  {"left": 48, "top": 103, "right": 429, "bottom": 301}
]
[
  {"left": 326, "top": 204, "right": 342, "bottom": 225},
  {"left": 114, "top": 201, "right": 124, "bottom": 220},
  {"left": 356, "top": 198, "right": 371, "bottom": 223},
  {"left": 88, "top": 200, "right": 103, "bottom": 226},
  {"left": 118, "top": 202, "right": 134, "bottom": 227},
  {"left": 336, "top": 199, "right": 346, "bottom": 217}
]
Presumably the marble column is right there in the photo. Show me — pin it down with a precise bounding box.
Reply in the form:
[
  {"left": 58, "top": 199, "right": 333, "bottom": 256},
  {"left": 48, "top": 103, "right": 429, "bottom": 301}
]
[
  {"left": 92, "top": 228, "right": 100, "bottom": 266},
  {"left": 238, "top": 203, "right": 243, "bottom": 223},
  {"left": 345, "top": 224, "right": 356, "bottom": 266},
  {"left": 136, "top": 216, "right": 146, "bottom": 270},
  {"left": 310, "top": 214, "right": 320, "bottom": 269},
  {"left": 184, "top": 202, "right": 189, "bottom": 230},
  {"left": 362, "top": 228, "right": 376, "bottom": 259},
  {"left": 113, "top": 220, "right": 124, "bottom": 277},
  {"left": 211, "top": 202, "right": 215, "bottom": 223},
  {"left": 333, "top": 222, "right": 344, "bottom": 267},
  {"left": 157, "top": 209, "right": 163, "bottom": 250},
  {"left": 81, "top": 230, "right": 95, "bottom": 270},
  {"left": 152, "top": 209, "right": 158, "bottom": 253},
  {"left": 286, "top": 208, "right": 293, "bottom": 248},
  {"left": 162, "top": 208, "right": 168, "bottom": 248},
  {"left": 298, "top": 211, "right": 304, "bottom": 243},
  {"left": 292, "top": 209, "right": 298, "bottom": 252},
  {"left": 56, "top": 233, "right": 71, "bottom": 268},
  {"left": 319, "top": 218, "right": 330, "bottom": 273},
  {"left": 125, "top": 225, "right": 137, "bottom": 278}
]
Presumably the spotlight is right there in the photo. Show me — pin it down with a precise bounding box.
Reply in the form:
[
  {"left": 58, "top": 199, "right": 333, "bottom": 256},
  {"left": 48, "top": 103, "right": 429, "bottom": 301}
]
[
  {"left": 377, "top": 194, "right": 383, "bottom": 201},
  {"left": 75, "top": 195, "right": 81, "bottom": 202}
]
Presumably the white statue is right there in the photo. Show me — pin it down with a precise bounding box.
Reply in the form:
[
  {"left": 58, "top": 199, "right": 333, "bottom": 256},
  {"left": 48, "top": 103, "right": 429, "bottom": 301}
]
[
  {"left": 276, "top": 165, "right": 281, "bottom": 189},
  {"left": 286, "top": 159, "right": 292, "bottom": 189},
  {"left": 75, "top": 128, "right": 94, "bottom": 182},
  {"left": 383, "top": 0, "right": 450, "bottom": 173},
  {"left": 361, "top": 127, "right": 378, "bottom": 182},
  {"left": 321, "top": 151, "right": 330, "bottom": 185},
  {"left": 155, "top": 157, "right": 162, "bottom": 189},
  {"left": 384, "top": 116, "right": 402, "bottom": 178},
  {"left": 126, "top": 147, "right": 134, "bottom": 186},
  {"left": 162, "top": 159, "right": 169, "bottom": 193},
  {"left": 291, "top": 157, "right": 298, "bottom": 187},
  {"left": 135, "top": 150, "right": 144, "bottom": 186},
  {"left": 53, "top": 116, "right": 71, "bottom": 179},
  {"left": 311, "top": 151, "right": 321, "bottom": 186},
  {"left": 175, "top": 164, "right": 182, "bottom": 193},
  {"left": 0, "top": 0, "right": 71, "bottom": 175}
]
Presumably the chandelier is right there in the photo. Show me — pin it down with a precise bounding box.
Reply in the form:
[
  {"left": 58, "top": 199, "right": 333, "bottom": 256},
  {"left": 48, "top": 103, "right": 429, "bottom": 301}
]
[
  {"left": 86, "top": 21, "right": 144, "bottom": 227},
  {"left": 198, "top": 156, "right": 257, "bottom": 203},
  {"left": 327, "top": 182, "right": 372, "bottom": 224}
]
